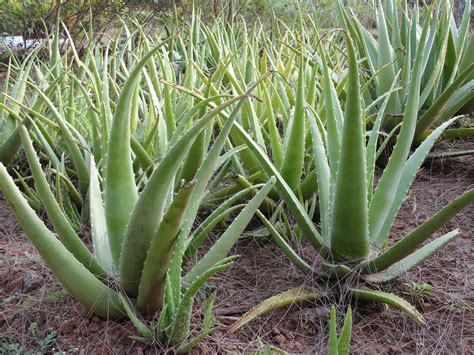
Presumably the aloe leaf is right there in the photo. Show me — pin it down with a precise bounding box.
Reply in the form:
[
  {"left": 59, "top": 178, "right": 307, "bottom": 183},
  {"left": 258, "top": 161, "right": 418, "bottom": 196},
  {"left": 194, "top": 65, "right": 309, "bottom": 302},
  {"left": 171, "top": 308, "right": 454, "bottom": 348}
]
[
  {"left": 262, "top": 83, "right": 283, "bottom": 169},
  {"left": 13, "top": 169, "right": 40, "bottom": 210},
  {"left": 136, "top": 183, "right": 195, "bottom": 315},
  {"left": 280, "top": 53, "right": 305, "bottom": 190},
  {"left": 203, "top": 291, "right": 217, "bottom": 330},
  {"left": 330, "top": 33, "right": 369, "bottom": 261},
  {"left": 177, "top": 327, "right": 217, "bottom": 353},
  {"left": 229, "top": 288, "right": 325, "bottom": 332},
  {"left": 184, "top": 177, "right": 276, "bottom": 284},
  {"left": 1, "top": 51, "right": 34, "bottom": 139},
  {"left": 0, "top": 163, "right": 124, "bottom": 319},
  {"left": 256, "top": 210, "right": 315, "bottom": 274},
  {"left": 445, "top": 2, "right": 471, "bottom": 86},
  {"left": 156, "top": 301, "right": 171, "bottom": 343},
  {"left": 189, "top": 185, "right": 262, "bottom": 251},
  {"left": 427, "top": 149, "right": 474, "bottom": 159},
  {"left": 18, "top": 126, "right": 107, "bottom": 278},
  {"left": 319, "top": 44, "right": 342, "bottom": 180},
  {"left": 105, "top": 37, "right": 172, "bottom": 269},
  {"left": 369, "top": 8, "right": 431, "bottom": 243},
  {"left": 130, "top": 137, "right": 154, "bottom": 175},
  {"left": 89, "top": 158, "right": 115, "bottom": 276},
  {"left": 415, "top": 64, "right": 474, "bottom": 142},
  {"left": 366, "top": 73, "right": 400, "bottom": 198},
  {"left": 438, "top": 80, "right": 474, "bottom": 123},
  {"left": 366, "top": 229, "right": 461, "bottom": 283},
  {"left": 119, "top": 294, "right": 152, "bottom": 339},
  {"left": 376, "top": 0, "right": 401, "bottom": 114},
  {"left": 308, "top": 109, "right": 330, "bottom": 239},
  {"left": 168, "top": 74, "right": 274, "bottom": 307},
  {"left": 159, "top": 59, "right": 323, "bottom": 253},
  {"left": 439, "top": 127, "right": 474, "bottom": 141},
  {"left": 0, "top": 73, "right": 64, "bottom": 163},
  {"left": 232, "top": 122, "right": 325, "bottom": 251},
  {"left": 168, "top": 257, "right": 235, "bottom": 346},
  {"left": 418, "top": 8, "right": 450, "bottom": 109},
  {"left": 337, "top": 306, "right": 352, "bottom": 355},
  {"left": 349, "top": 288, "right": 425, "bottom": 325},
  {"left": 180, "top": 130, "right": 206, "bottom": 181},
  {"left": 120, "top": 94, "right": 247, "bottom": 297},
  {"left": 28, "top": 83, "right": 90, "bottom": 195},
  {"left": 186, "top": 204, "right": 246, "bottom": 260},
  {"left": 373, "top": 117, "right": 458, "bottom": 247},
  {"left": 366, "top": 188, "right": 474, "bottom": 273},
  {"left": 329, "top": 306, "right": 338, "bottom": 355}
]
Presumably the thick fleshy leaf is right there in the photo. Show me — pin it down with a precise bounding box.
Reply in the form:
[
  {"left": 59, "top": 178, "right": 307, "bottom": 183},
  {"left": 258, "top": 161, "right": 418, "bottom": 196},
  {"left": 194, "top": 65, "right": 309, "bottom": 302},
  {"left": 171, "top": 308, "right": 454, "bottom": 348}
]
[
  {"left": 229, "top": 288, "right": 325, "bottom": 332},
  {"left": 365, "top": 230, "right": 461, "bottom": 283},
  {"left": 119, "top": 94, "right": 247, "bottom": 297},
  {"left": 280, "top": 53, "right": 305, "bottom": 190},
  {"left": 89, "top": 158, "right": 114, "bottom": 275},
  {"left": 373, "top": 117, "right": 458, "bottom": 247},
  {"left": 369, "top": 9, "right": 431, "bottom": 243},
  {"left": 19, "top": 126, "right": 107, "bottom": 278},
  {"left": 183, "top": 177, "right": 276, "bottom": 284},
  {"left": 105, "top": 38, "right": 172, "bottom": 268},
  {"left": 349, "top": 288, "right": 425, "bottom": 325},
  {"left": 337, "top": 306, "right": 352, "bottom": 355},
  {"left": 330, "top": 33, "right": 369, "bottom": 261},
  {"left": 365, "top": 188, "right": 474, "bottom": 273},
  {"left": 135, "top": 183, "right": 195, "bottom": 315},
  {"left": 0, "top": 163, "right": 124, "bottom": 319},
  {"left": 168, "top": 257, "right": 235, "bottom": 346}
]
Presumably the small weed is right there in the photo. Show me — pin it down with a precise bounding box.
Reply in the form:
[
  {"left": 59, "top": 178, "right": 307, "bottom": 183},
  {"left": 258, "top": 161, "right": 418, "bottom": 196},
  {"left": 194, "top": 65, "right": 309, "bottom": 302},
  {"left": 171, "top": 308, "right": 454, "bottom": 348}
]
[
  {"left": 23, "top": 251, "right": 38, "bottom": 263},
  {"left": 0, "top": 337, "right": 22, "bottom": 354},
  {"left": 45, "top": 289, "right": 67, "bottom": 302},
  {"left": 39, "top": 330, "right": 57, "bottom": 352},
  {"left": 405, "top": 282, "right": 433, "bottom": 304},
  {"left": 28, "top": 322, "right": 39, "bottom": 334}
]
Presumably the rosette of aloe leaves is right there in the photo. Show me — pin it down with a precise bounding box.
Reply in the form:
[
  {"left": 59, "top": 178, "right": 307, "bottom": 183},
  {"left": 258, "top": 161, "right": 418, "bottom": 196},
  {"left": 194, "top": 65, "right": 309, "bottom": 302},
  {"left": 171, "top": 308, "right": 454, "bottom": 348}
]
[
  {"left": 222, "top": 23, "right": 474, "bottom": 329},
  {"left": 0, "top": 37, "right": 277, "bottom": 351}
]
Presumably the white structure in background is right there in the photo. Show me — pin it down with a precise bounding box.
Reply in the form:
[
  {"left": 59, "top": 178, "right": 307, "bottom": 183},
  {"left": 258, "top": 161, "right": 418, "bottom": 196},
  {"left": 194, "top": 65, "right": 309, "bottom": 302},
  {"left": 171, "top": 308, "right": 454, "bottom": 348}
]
[{"left": 0, "top": 36, "right": 45, "bottom": 52}]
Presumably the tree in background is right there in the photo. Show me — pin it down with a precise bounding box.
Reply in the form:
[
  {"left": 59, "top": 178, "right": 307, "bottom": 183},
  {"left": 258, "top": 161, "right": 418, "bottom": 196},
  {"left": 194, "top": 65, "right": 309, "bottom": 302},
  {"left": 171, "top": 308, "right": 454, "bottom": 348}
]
[{"left": 0, "top": 0, "right": 178, "bottom": 42}]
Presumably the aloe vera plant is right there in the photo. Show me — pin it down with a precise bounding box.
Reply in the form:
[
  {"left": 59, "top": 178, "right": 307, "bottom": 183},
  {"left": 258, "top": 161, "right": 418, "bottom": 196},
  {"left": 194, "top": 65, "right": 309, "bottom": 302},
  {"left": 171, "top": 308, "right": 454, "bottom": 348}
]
[
  {"left": 328, "top": 306, "right": 352, "bottom": 355},
  {"left": 0, "top": 38, "right": 277, "bottom": 349},
  {"left": 225, "top": 28, "right": 474, "bottom": 327},
  {"left": 0, "top": 5, "right": 472, "bottom": 351},
  {"left": 337, "top": 0, "right": 474, "bottom": 144}
]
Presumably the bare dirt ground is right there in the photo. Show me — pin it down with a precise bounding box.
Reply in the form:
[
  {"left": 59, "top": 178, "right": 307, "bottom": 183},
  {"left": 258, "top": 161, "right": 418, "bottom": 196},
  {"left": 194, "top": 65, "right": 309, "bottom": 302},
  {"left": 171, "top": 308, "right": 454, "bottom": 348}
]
[{"left": 1, "top": 140, "right": 473, "bottom": 354}]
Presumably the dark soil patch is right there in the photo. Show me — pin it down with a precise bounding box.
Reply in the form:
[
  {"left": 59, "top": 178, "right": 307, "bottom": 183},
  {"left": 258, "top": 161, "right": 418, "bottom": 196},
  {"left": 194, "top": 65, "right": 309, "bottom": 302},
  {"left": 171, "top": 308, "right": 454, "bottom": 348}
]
[{"left": 1, "top": 141, "right": 473, "bottom": 354}]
